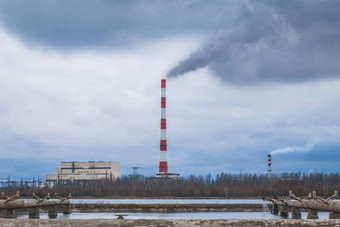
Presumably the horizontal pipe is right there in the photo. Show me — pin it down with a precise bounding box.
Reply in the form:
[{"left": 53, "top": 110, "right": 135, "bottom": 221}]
[
  {"left": 272, "top": 199, "right": 340, "bottom": 212},
  {"left": 0, "top": 199, "right": 70, "bottom": 210}
]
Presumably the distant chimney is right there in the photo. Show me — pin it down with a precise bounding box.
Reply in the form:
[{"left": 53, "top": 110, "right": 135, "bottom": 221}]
[
  {"left": 159, "top": 79, "right": 168, "bottom": 173},
  {"left": 267, "top": 154, "right": 272, "bottom": 178}
]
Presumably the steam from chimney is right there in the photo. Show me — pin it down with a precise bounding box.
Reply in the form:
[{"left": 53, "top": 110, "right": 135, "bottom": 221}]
[
  {"left": 271, "top": 143, "right": 315, "bottom": 155},
  {"left": 167, "top": 1, "right": 340, "bottom": 84}
]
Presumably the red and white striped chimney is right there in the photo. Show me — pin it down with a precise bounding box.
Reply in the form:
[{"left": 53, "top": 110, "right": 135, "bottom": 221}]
[
  {"left": 159, "top": 79, "right": 168, "bottom": 173},
  {"left": 267, "top": 154, "right": 272, "bottom": 178}
]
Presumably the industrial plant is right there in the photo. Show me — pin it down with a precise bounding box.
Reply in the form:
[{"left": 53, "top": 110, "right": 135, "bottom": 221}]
[{"left": 46, "top": 161, "right": 120, "bottom": 187}]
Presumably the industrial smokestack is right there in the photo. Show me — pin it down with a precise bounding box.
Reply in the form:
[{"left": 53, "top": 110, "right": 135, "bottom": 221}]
[
  {"left": 159, "top": 79, "right": 168, "bottom": 173},
  {"left": 155, "top": 79, "right": 180, "bottom": 179},
  {"left": 267, "top": 154, "right": 272, "bottom": 178}
]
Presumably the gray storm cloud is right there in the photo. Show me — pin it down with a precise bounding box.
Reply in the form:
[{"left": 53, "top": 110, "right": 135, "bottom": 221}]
[
  {"left": 0, "top": 0, "right": 239, "bottom": 49},
  {"left": 1, "top": 0, "right": 340, "bottom": 83},
  {"left": 167, "top": 0, "right": 340, "bottom": 83}
]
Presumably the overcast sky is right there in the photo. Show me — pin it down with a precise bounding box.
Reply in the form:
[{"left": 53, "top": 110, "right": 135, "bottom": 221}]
[{"left": 1, "top": 0, "right": 340, "bottom": 178}]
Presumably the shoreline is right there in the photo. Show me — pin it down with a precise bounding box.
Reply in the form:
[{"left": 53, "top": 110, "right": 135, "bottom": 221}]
[
  {"left": 14, "top": 196, "right": 265, "bottom": 200},
  {"left": 70, "top": 196, "right": 263, "bottom": 199},
  {"left": 0, "top": 219, "right": 339, "bottom": 227},
  {"left": 72, "top": 203, "right": 269, "bottom": 213}
]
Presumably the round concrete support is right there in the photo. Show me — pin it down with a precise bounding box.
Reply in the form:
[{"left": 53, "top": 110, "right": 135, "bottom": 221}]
[
  {"left": 48, "top": 206, "right": 57, "bottom": 219},
  {"left": 292, "top": 207, "right": 301, "bottom": 219},
  {"left": 29, "top": 208, "right": 40, "bottom": 219},
  {"left": 4, "top": 209, "right": 17, "bottom": 218},
  {"left": 307, "top": 209, "right": 319, "bottom": 219},
  {"left": 63, "top": 203, "right": 72, "bottom": 214},
  {"left": 329, "top": 212, "right": 340, "bottom": 219},
  {"left": 272, "top": 204, "right": 278, "bottom": 214},
  {"left": 279, "top": 206, "right": 290, "bottom": 218}
]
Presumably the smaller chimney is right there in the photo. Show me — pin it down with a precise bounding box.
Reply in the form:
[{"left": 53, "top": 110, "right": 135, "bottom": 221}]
[{"left": 267, "top": 154, "right": 272, "bottom": 178}]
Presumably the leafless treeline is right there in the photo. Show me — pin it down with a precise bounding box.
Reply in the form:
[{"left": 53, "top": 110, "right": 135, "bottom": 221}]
[{"left": 1, "top": 172, "right": 340, "bottom": 198}]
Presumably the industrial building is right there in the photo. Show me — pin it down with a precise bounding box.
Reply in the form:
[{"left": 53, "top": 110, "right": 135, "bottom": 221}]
[{"left": 46, "top": 161, "right": 120, "bottom": 186}]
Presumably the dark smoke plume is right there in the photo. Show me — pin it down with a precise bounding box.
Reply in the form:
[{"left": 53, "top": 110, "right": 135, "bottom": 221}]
[{"left": 167, "top": 0, "right": 340, "bottom": 84}]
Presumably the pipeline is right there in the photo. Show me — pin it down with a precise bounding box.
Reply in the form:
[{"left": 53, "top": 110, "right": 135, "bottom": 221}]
[
  {"left": 0, "top": 191, "right": 71, "bottom": 210},
  {"left": 263, "top": 191, "right": 340, "bottom": 212}
]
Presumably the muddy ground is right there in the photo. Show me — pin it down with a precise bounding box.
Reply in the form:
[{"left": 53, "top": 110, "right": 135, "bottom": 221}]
[{"left": 1, "top": 219, "right": 340, "bottom": 227}]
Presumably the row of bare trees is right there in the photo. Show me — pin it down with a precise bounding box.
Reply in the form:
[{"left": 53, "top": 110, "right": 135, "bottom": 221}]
[{"left": 1, "top": 172, "right": 340, "bottom": 198}]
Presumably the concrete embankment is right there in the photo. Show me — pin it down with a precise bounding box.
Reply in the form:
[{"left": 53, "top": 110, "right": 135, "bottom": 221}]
[
  {"left": 1, "top": 219, "right": 340, "bottom": 227},
  {"left": 73, "top": 203, "right": 269, "bottom": 212}
]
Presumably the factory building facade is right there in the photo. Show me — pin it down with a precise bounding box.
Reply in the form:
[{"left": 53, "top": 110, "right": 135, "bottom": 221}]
[{"left": 46, "top": 161, "right": 120, "bottom": 187}]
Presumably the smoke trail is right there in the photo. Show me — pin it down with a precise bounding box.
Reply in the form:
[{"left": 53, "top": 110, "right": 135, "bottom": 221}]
[
  {"left": 271, "top": 143, "right": 314, "bottom": 155},
  {"left": 167, "top": 0, "right": 340, "bottom": 84},
  {"left": 167, "top": 47, "right": 214, "bottom": 78},
  {"left": 166, "top": 2, "right": 289, "bottom": 80}
]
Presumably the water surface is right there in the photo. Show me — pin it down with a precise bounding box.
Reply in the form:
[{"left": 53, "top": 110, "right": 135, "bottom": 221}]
[
  {"left": 17, "top": 211, "right": 330, "bottom": 220},
  {"left": 70, "top": 199, "right": 268, "bottom": 204}
]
